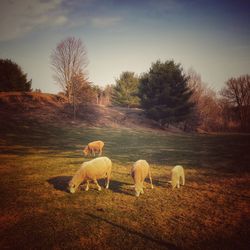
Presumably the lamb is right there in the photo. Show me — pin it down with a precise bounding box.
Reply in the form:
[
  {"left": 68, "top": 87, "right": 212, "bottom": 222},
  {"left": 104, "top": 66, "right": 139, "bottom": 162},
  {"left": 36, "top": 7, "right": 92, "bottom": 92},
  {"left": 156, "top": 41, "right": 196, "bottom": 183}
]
[
  {"left": 171, "top": 165, "right": 185, "bottom": 189},
  {"left": 68, "top": 156, "right": 112, "bottom": 193},
  {"left": 131, "top": 160, "right": 153, "bottom": 197},
  {"left": 83, "top": 140, "right": 104, "bottom": 157}
]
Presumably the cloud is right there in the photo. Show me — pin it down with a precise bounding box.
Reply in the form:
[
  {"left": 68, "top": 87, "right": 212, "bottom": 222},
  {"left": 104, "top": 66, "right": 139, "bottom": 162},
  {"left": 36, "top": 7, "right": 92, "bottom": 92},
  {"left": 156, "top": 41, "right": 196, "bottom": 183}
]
[
  {"left": 91, "top": 16, "right": 122, "bottom": 28},
  {"left": 0, "top": 0, "right": 68, "bottom": 41},
  {"left": 0, "top": 0, "right": 184, "bottom": 41},
  {"left": 0, "top": 0, "right": 123, "bottom": 41},
  {"left": 53, "top": 15, "right": 68, "bottom": 26}
]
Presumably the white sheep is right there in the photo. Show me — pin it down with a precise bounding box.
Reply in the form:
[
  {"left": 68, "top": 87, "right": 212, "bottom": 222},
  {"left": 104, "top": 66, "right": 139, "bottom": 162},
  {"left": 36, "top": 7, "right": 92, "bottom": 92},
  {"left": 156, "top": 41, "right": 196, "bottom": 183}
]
[
  {"left": 68, "top": 156, "right": 112, "bottom": 193},
  {"left": 131, "top": 160, "right": 153, "bottom": 197},
  {"left": 171, "top": 165, "right": 185, "bottom": 189},
  {"left": 83, "top": 140, "right": 104, "bottom": 157}
]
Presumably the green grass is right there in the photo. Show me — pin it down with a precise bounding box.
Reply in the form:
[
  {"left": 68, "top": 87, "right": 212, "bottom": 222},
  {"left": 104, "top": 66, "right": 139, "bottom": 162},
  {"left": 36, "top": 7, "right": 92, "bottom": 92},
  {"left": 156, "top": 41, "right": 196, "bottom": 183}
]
[{"left": 0, "top": 119, "right": 250, "bottom": 249}]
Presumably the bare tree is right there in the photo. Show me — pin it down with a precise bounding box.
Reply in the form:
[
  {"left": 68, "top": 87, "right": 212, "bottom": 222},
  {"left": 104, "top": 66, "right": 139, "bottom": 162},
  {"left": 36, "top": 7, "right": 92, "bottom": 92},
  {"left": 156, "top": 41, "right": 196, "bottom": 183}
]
[
  {"left": 102, "top": 84, "right": 113, "bottom": 106},
  {"left": 51, "top": 37, "right": 88, "bottom": 103},
  {"left": 218, "top": 97, "right": 238, "bottom": 131},
  {"left": 187, "top": 68, "right": 223, "bottom": 131},
  {"left": 187, "top": 68, "right": 204, "bottom": 100},
  {"left": 220, "top": 75, "right": 250, "bottom": 131},
  {"left": 91, "top": 84, "right": 114, "bottom": 106}
]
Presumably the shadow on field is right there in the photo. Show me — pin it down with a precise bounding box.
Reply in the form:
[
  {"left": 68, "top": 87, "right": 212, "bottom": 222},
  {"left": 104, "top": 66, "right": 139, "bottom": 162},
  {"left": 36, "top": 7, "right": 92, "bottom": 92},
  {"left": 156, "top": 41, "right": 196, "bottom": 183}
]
[
  {"left": 86, "top": 213, "right": 180, "bottom": 250},
  {"left": 109, "top": 180, "right": 134, "bottom": 196},
  {"left": 47, "top": 176, "right": 72, "bottom": 192},
  {"left": 147, "top": 178, "right": 171, "bottom": 188},
  {"left": 47, "top": 177, "right": 133, "bottom": 195}
]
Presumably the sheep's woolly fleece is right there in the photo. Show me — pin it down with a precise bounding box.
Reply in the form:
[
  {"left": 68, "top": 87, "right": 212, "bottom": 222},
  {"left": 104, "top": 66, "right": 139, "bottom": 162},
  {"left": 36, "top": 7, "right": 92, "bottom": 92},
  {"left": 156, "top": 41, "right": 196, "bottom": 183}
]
[
  {"left": 171, "top": 165, "right": 185, "bottom": 189},
  {"left": 69, "top": 156, "right": 112, "bottom": 193},
  {"left": 83, "top": 140, "right": 104, "bottom": 156},
  {"left": 131, "top": 159, "right": 153, "bottom": 197}
]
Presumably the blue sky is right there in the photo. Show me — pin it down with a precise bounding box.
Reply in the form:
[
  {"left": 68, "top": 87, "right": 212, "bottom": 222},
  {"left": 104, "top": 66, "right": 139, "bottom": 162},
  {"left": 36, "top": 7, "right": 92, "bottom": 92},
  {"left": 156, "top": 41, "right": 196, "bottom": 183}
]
[{"left": 0, "top": 0, "right": 249, "bottom": 93}]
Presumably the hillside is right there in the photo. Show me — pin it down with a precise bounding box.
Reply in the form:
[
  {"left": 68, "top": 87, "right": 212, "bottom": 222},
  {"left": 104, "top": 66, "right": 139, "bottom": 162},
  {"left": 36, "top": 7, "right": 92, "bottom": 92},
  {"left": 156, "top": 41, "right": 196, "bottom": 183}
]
[{"left": 0, "top": 92, "right": 179, "bottom": 132}]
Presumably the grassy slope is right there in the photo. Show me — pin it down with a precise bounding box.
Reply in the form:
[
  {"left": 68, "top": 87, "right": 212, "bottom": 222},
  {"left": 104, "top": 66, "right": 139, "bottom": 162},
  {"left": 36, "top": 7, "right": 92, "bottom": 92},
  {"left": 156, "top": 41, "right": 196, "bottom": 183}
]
[{"left": 1, "top": 105, "right": 250, "bottom": 249}]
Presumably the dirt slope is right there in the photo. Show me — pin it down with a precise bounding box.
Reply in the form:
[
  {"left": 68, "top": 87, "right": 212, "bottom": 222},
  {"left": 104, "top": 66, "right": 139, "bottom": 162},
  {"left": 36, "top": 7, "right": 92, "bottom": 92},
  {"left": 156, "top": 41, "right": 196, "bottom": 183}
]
[{"left": 0, "top": 92, "right": 168, "bottom": 131}]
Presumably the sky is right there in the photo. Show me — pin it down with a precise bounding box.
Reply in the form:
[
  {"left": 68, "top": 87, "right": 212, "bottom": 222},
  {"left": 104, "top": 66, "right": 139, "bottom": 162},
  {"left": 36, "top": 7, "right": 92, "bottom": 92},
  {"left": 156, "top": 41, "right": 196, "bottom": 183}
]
[{"left": 0, "top": 0, "right": 249, "bottom": 93}]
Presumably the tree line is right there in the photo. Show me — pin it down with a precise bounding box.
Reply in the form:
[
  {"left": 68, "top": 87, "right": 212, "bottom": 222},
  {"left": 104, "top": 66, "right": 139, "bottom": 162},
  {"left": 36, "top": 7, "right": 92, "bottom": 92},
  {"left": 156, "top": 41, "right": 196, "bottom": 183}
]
[{"left": 0, "top": 36, "right": 249, "bottom": 132}]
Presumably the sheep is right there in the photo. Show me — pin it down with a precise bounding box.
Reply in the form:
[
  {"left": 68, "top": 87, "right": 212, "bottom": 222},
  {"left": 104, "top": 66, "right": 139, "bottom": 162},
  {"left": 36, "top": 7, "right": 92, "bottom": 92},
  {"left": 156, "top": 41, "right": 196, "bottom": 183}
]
[
  {"left": 68, "top": 156, "right": 112, "bottom": 193},
  {"left": 83, "top": 140, "right": 104, "bottom": 157},
  {"left": 171, "top": 165, "right": 185, "bottom": 189},
  {"left": 131, "top": 160, "right": 153, "bottom": 197}
]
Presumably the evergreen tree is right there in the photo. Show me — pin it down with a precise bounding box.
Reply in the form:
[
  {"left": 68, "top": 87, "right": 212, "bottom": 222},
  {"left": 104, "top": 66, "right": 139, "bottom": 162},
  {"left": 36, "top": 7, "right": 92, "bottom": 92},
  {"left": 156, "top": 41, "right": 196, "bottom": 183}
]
[
  {"left": 139, "top": 60, "right": 193, "bottom": 126},
  {"left": 0, "top": 59, "right": 32, "bottom": 92},
  {"left": 112, "top": 71, "right": 140, "bottom": 107}
]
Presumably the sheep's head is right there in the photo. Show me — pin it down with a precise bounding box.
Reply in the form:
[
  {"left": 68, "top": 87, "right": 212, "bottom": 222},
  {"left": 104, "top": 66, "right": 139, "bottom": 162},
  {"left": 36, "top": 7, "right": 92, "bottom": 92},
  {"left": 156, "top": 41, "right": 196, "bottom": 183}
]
[
  {"left": 68, "top": 165, "right": 85, "bottom": 193},
  {"left": 68, "top": 180, "right": 78, "bottom": 193},
  {"left": 134, "top": 185, "right": 141, "bottom": 197},
  {"left": 83, "top": 147, "right": 89, "bottom": 156}
]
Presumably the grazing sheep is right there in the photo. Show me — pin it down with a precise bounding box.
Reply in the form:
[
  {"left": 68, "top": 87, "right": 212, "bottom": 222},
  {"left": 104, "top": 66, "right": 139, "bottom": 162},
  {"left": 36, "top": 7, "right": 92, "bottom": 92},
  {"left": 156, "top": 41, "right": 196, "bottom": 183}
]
[
  {"left": 83, "top": 140, "right": 104, "bottom": 157},
  {"left": 171, "top": 165, "right": 185, "bottom": 189},
  {"left": 131, "top": 160, "right": 153, "bottom": 197},
  {"left": 68, "top": 157, "right": 112, "bottom": 193}
]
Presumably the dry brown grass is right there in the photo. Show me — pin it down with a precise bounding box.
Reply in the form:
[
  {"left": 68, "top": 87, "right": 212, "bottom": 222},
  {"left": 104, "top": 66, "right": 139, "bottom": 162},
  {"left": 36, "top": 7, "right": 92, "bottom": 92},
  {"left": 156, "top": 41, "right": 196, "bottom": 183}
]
[
  {"left": 0, "top": 99, "right": 250, "bottom": 249},
  {"left": 0, "top": 92, "right": 163, "bottom": 130},
  {"left": 1, "top": 153, "right": 249, "bottom": 250}
]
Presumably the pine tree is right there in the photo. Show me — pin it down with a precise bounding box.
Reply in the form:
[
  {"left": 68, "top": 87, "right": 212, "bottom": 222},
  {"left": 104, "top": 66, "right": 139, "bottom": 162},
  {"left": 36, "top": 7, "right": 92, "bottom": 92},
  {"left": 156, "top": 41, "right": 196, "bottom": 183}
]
[
  {"left": 139, "top": 60, "right": 193, "bottom": 127},
  {"left": 112, "top": 71, "right": 140, "bottom": 107},
  {"left": 0, "top": 59, "right": 32, "bottom": 92}
]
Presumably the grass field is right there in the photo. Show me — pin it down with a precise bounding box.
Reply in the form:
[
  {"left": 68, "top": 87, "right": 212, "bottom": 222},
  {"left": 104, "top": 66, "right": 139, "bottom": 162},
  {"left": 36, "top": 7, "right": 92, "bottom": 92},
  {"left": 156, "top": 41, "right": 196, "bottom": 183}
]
[{"left": 1, "top": 119, "right": 250, "bottom": 249}]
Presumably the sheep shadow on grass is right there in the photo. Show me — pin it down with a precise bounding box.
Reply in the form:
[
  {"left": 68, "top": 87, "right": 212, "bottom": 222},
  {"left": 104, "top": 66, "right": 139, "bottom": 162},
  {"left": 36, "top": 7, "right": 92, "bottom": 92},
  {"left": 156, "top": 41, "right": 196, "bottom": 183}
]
[
  {"left": 91, "top": 179, "right": 134, "bottom": 196},
  {"left": 47, "top": 176, "right": 133, "bottom": 195},
  {"left": 47, "top": 176, "right": 72, "bottom": 192},
  {"left": 108, "top": 179, "right": 135, "bottom": 196}
]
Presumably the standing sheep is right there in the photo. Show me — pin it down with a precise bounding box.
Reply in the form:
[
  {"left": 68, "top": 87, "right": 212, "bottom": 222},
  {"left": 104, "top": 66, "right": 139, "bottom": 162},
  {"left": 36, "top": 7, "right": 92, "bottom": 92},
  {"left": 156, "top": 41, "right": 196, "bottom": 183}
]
[
  {"left": 131, "top": 160, "right": 153, "bottom": 197},
  {"left": 171, "top": 165, "right": 185, "bottom": 189},
  {"left": 83, "top": 140, "right": 104, "bottom": 157},
  {"left": 68, "top": 157, "right": 112, "bottom": 193}
]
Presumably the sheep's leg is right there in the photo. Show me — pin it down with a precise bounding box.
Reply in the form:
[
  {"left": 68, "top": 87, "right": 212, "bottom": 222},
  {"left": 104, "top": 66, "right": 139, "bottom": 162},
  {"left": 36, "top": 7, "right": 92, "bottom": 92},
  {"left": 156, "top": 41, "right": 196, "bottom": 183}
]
[
  {"left": 181, "top": 174, "right": 185, "bottom": 186},
  {"left": 99, "top": 148, "right": 102, "bottom": 156},
  {"left": 148, "top": 170, "right": 154, "bottom": 189},
  {"left": 177, "top": 179, "right": 180, "bottom": 188},
  {"left": 94, "top": 179, "right": 101, "bottom": 191},
  {"left": 85, "top": 180, "right": 89, "bottom": 191},
  {"left": 105, "top": 178, "right": 109, "bottom": 189},
  {"left": 105, "top": 172, "right": 110, "bottom": 189}
]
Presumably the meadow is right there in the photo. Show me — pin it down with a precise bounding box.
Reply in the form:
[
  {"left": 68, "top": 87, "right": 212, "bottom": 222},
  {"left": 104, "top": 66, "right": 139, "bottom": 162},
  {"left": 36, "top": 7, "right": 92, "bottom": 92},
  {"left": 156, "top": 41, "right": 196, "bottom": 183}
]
[{"left": 0, "top": 120, "right": 250, "bottom": 249}]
